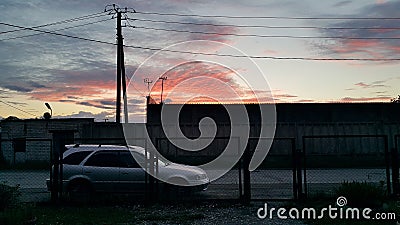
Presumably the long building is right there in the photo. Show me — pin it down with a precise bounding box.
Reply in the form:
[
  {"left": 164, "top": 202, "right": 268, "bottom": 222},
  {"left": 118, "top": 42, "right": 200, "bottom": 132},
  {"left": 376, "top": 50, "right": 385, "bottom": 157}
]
[
  {"left": 146, "top": 103, "right": 400, "bottom": 167},
  {"left": 1, "top": 103, "right": 400, "bottom": 168}
]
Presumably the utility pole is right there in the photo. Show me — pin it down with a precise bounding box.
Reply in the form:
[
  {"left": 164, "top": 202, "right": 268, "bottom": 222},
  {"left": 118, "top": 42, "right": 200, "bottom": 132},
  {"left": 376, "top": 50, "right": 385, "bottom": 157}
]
[
  {"left": 159, "top": 76, "right": 167, "bottom": 104},
  {"left": 120, "top": 25, "right": 128, "bottom": 124},
  {"left": 144, "top": 78, "right": 153, "bottom": 94},
  {"left": 106, "top": 4, "right": 129, "bottom": 123},
  {"left": 116, "top": 10, "right": 122, "bottom": 123}
]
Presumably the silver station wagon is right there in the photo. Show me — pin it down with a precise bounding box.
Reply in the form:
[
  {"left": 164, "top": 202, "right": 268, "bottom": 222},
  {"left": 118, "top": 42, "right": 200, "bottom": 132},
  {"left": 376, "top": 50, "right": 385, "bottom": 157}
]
[{"left": 46, "top": 144, "right": 209, "bottom": 195}]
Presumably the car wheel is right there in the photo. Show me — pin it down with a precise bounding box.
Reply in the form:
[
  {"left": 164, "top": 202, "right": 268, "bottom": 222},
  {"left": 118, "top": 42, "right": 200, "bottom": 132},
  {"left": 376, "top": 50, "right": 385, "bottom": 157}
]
[
  {"left": 164, "top": 178, "right": 190, "bottom": 199},
  {"left": 68, "top": 180, "right": 92, "bottom": 202}
]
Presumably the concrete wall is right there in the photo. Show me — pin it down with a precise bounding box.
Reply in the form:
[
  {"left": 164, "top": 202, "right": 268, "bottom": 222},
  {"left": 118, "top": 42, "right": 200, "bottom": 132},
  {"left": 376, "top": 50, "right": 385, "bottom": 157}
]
[
  {"left": 0, "top": 118, "right": 93, "bottom": 165},
  {"left": 2, "top": 103, "right": 399, "bottom": 168},
  {"left": 146, "top": 103, "right": 400, "bottom": 167}
]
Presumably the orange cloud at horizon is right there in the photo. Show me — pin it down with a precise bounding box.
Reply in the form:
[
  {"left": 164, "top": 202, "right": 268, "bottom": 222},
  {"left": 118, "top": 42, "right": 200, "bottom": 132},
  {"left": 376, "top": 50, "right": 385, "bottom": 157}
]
[
  {"left": 147, "top": 61, "right": 274, "bottom": 104},
  {"left": 30, "top": 80, "right": 115, "bottom": 102}
]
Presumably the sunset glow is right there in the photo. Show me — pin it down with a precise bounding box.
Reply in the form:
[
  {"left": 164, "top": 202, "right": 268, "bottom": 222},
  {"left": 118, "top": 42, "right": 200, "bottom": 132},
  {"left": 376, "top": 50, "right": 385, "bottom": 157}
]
[{"left": 1, "top": 0, "right": 399, "bottom": 122}]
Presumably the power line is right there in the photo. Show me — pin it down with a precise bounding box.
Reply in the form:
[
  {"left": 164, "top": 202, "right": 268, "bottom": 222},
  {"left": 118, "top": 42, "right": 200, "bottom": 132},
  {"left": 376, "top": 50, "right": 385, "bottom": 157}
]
[
  {"left": 0, "top": 21, "right": 114, "bottom": 45},
  {"left": 0, "top": 11, "right": 108, "bottom": 35},
  {"left": 130, "top": 18, "right": 400, "bottom": 30},
  {"left": 122, "top": 44, "right": 400, "bottom": 61},
  {"left": 2, "top": 21, "right": 400, "bottom": 61},
  {"left": 134, "top": 11, "right": 400, "bottom": 20},
  {"left": 130, "top": 25, "right": 400, "bottom": 40},
  {"left": 0, "top": 100, "right": 37, "bottom": 117},
  {"left": 1, "top": 18, "right": 112, "bottom": 41}
]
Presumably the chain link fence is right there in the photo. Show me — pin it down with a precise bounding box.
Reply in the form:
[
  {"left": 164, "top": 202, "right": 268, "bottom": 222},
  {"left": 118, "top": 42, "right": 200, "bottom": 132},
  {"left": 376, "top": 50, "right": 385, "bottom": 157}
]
[
  {"left": 1, "top": 134, "right": 399, "bottom": 203},
  {"left": 302, "top": 135, "right": 390, "bottom": 198}
]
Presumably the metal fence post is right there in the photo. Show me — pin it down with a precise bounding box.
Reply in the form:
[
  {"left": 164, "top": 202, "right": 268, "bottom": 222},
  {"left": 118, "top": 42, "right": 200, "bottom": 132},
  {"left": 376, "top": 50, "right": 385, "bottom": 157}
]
[
  {"left": 291, "top": 139, "right": 298, "bottom": 200},
  {"left": 49, "top": 130, "right": 76, "bottom": 203},
  {"left": 50, "top": 137, "right": 59, "bottom": 203},
  {"left": 295, "top": 149, "right": 304, "bottom": 200},
  {"left": 242, "top": 144, "right": 251, "bottom": 205},
  {"left": 238, "top": 138, "right": 243, "bottom": 201},
  {"left": 391, "top": 147, "right": 399, "bottom": 197},
  {"left": 384, "top": 136, "right": 392, "bottom": 195}
]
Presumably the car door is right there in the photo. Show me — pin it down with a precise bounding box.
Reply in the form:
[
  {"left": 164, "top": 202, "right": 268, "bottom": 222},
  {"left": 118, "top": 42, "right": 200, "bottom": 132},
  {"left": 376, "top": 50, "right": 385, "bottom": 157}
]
[
  {"left": 83, "top": 151, "right": 120, "bottom": 192},
  {"left": 118, "top": 151, "right": 146, "bottom": 192}
]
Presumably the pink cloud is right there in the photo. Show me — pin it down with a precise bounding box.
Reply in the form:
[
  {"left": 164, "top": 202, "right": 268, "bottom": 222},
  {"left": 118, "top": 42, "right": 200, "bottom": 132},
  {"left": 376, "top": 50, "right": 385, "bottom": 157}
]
[
  {"left": 354, "top": 82, "right": 369, "bottom": 87},
  {"left": 144, "top": 61, "right": 270, "bottom": 104},
  {"left": 263, "top": 49, "right": 279, "bottom": 55},
  {"left": 350, "top": 80, "right": 389, "bottom": 90},
  {"left": 30, "top": 80, "right": 115, "bottom": 102}
]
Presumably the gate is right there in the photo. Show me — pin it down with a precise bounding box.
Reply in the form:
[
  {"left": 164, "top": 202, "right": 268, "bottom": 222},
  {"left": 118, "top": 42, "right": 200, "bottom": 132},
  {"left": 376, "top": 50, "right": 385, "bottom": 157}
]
[
  {"left": 302, "top": 135, "right": 391, "bottom": 198},
  {"left": 247, "top": 137, "right": 302, "bottom": 201},
  {"left": 392, "top": 134, "right": 400, "bottom": 196}
]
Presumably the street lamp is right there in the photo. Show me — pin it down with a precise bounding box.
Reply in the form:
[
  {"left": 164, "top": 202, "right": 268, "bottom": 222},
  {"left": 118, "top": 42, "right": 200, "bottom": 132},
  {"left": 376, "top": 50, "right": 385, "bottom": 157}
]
[{"left": 45, "top": 103, "right": 52, "bottom": 117}]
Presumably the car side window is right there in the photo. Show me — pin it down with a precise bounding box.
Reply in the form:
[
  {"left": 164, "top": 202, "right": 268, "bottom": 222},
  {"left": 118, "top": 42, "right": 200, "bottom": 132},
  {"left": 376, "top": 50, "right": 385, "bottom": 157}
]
[
  {"left": 63, "top": 151, "right": 92, "bottom": 165},
  {"left": 84, "top": 151, "right": 119, "bottom": 167},
  {"left": 119, "top": 151, "right": 141, "bottom": 168}
]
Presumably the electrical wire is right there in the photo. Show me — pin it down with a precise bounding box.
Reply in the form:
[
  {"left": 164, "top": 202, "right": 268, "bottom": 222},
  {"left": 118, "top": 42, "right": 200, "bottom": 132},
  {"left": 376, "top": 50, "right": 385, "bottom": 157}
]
[
  {"left": 131, "top": 25, "right": 400, "bottom": 40},
  {"left": 129, "top": 18, "right": 400, "bottom": 30},
  {"left": 0, "top": 11, "right": 108, "bottom": 35},
  {"left": 2, "top": 21, "right": 400, "bottom": 61},
  {"left": 0, "top": 100, "right": 37, "bottom": 117},
  {"left": 134, "top": 11, "right": 400, "bottom": 20},
  {"left": 122, "top": 44, "right": 400, "bottom": 61},
  {"left": 0, "top": 21, "right": 114, "bottom": 45},
  {"left": 1, "top": 18, "right": 112, "bottom": 41}
]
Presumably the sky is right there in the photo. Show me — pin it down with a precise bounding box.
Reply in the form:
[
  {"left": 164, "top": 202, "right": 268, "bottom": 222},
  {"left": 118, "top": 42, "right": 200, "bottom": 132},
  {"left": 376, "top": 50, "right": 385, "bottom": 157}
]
[{"left": 0, "top": 0, "right": 399, "bottom": 122}]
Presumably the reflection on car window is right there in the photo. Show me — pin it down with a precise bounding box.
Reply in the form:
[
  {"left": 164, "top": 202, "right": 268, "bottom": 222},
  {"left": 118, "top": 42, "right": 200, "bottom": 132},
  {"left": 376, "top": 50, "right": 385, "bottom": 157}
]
[
  {"left": 119, "top": 151, "right": 141, "bottom": 168},
  {"left": 63, "top": 151, "right": 92, "bottom": 165},
  {"left": 131, "top": 151, "right": 169, "bottom": 166},
  {"left": 85, "top": 151, "right": 119, "bottom": 167}
]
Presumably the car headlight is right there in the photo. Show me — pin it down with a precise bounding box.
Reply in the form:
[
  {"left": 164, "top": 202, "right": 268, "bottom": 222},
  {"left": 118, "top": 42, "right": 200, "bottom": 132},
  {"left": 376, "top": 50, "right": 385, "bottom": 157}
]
[{"left": 192, "top": 173, "right": 207, "bottom": 180}]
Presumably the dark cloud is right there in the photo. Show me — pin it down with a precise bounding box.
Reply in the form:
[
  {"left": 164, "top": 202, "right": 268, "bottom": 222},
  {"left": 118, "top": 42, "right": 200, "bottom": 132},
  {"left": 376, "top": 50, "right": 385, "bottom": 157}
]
[
  {"left": 99, "top": 100, "right": 114, "bottom": 106},
  {"left": 29, "top": 81, "right": 47, "bottom": 89},
  {"left": 346, "top": 78, "right": 392, "bottom": 91},
  {"left": 4, "top": 85, "right": 33, "bottom": 92},
  {"left": 129, "top": 98, "right": 145, "bottom": 105},
  {"left": 339, "top": 96, "right": 392, "bottom": 102},
  {"left": 332, "top": 1, "right": 353, "bottom": 7},
  {"left": 293, "top": 99, "right": 316, "bottom": 103},
  {"left": 55, "top": 110, "right": 114, "bottom": 122},
  {"left": 6, "top": 101, "right": 27, "bottom": 106},
  {"left": 362, "top": 0, "right": 400, "bottom": 16},
  {"left": 58, "top": 99, "right": 75, "bottom": 103},
  {"left": 354, "top": 81, "right": 388, "bottom": 89},
  {"left": 317, "top": 1, "right": 400, "bottom": 60},
  {"left": 162, "top": 17, "right": 239, "bottom": 43},
  {"left": 274, "top": 93, "right": 298, "bottom": 98},
  {"left": 78, "top": 101, "right": 114, "bottom": 110}
]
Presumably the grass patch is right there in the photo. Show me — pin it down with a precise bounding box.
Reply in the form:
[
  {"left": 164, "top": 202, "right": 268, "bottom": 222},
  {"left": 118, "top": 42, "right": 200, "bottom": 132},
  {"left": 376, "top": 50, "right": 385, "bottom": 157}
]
[
  {"left": 301, "top": 181, "right": 397, "bottom": 225},
  {"left": 0, "top": 183, "right": 20, "bottom": 211},
  {"left": 336, "top": 181, "right": 386, "bottom": 208}
]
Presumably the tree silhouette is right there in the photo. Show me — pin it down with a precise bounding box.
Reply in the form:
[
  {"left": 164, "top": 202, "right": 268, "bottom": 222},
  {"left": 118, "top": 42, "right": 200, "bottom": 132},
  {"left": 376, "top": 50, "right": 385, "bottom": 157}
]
[
  {"left": 3, "top": 116, "right": 19, "bottom": 121},
  {"left": 391, "top": 95, "right": 400, "bottom": 103},
  {"left": 43, "top": 112, "right": 51, "bottom": 120}
]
